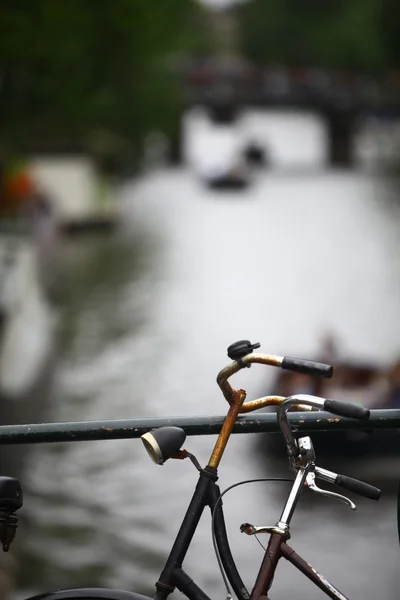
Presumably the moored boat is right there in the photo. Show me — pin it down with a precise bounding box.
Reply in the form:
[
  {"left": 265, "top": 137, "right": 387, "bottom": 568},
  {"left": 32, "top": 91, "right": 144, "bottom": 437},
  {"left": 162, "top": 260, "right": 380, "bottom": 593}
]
[
  {"left": 258, "top": 336, "right": 400, "bottom": 461},
  {"left": 190, "top": 121, "right": 252, "bottom": 191},
  {"left": 204, "top": 162, "right": 250, "bottom": 190}
]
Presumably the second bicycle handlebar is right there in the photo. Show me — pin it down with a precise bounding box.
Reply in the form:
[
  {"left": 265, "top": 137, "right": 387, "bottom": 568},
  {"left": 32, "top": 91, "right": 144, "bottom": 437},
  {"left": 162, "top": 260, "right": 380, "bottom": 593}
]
[{"left": 277, "top": 394, "right": 370, "bottom": 458}]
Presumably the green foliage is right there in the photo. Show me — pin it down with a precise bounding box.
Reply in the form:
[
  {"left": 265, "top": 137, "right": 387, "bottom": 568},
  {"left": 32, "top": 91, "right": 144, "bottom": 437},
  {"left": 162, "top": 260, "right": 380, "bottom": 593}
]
[
  {"left": 233, "top": 0, "right": 396, "bottom": 71},
  {"left": 0, "top": 0, "right": 209, "bottom": 162},
  {"left": 378, "top": 0, "right": 400, "bottom": 68}
]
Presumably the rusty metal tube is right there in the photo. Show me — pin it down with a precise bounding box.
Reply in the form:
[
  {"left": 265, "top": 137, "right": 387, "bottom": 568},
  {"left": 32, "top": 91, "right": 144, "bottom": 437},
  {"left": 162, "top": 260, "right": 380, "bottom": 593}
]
[
  {"left": 208, "top": 389, "right": 246, "bottom": 469},
  {"left": 216, "top": 353, "right": 283, "bottom": 403}
]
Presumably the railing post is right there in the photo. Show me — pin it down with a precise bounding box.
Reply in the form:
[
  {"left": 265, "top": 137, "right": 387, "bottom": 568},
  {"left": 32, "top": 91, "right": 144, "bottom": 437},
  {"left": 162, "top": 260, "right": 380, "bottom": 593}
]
[{"left": 324, "top": 109, "right": 356, "bottom": 167}]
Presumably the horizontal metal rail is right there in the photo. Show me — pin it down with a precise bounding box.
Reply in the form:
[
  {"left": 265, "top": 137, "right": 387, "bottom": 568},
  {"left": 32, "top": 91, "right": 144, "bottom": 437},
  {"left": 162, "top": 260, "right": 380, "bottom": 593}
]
[{"left": 0, "top": 409, "right": 398, "bottom": 445}]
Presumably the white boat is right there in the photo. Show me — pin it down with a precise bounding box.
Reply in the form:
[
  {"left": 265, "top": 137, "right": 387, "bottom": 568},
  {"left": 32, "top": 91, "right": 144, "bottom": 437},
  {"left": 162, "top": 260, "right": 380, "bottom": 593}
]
[
  {"left": 188, "top": 121, "right": 251, "bottom": 190},
  {"left": 0, "top": 230, "right": 56, "bottom": 397},
  {"left": 29, "top": 155, "right": 118, "bottom": 233}
]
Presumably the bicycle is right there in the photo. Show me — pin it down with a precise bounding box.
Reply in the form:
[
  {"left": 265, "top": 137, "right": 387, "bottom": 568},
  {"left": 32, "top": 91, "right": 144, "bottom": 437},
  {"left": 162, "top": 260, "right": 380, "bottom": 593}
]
[{"left": 0, "top": 340, "right": 381, "bottom": 600}]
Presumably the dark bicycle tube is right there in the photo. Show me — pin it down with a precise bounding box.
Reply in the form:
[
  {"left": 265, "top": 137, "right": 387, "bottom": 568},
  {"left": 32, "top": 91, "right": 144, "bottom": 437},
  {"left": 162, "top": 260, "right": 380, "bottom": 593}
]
[
  {"left": 281, "top": 543, "right": 348, "bottom": 600},
  {"left": 156, "top": 468, "right": 217, "bottom": 596},
  {"left": 250, "top": 533, "right": 284, "bottom": 600},
  {"left": 172, "top": 569, "right": 212, "bottom": 600},
  {"left": 208, "top": 484, "right": 250, "bottom": 600}
]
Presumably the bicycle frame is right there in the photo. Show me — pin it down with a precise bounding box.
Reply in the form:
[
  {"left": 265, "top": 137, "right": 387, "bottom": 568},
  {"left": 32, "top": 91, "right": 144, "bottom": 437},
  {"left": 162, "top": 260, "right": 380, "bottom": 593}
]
[
  {"left": 21, "top": 445, "right": 349, "bottom": 600},
  {"left": 21, "top": 467, "right": 349, "bottom": 600}
]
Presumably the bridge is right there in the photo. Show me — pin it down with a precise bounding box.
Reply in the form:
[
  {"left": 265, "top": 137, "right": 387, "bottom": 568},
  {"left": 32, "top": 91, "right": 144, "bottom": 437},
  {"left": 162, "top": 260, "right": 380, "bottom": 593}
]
[{"left": 179, "top": 58, "right": 400, "bottom": 166}]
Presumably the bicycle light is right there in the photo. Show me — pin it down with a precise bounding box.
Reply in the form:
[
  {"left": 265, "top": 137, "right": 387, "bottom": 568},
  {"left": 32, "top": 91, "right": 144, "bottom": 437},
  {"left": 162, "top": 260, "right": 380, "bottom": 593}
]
[{"left": 141, "top": 426, "right": 186, "bottom": 465}]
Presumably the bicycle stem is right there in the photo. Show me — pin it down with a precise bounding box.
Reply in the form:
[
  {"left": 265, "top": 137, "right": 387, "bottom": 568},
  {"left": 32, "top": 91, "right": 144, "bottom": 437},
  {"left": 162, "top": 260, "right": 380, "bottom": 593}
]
[
  {"left": 242, "top": 466, "right": 312, "bottom": 539},
  {"left": 277, "top": 395, "right": 325, "bottom": 459},
  {"left": 208, "top": 389, "right": 246, "bottom": 469},
  {"left": 278, "top": 465, "right": 312, "bottom": 529}
]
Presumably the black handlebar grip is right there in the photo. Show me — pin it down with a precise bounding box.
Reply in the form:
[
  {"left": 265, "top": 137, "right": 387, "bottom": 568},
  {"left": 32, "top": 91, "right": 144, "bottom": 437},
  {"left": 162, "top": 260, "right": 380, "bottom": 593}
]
[
  {"left": 336, "top": 474, "right": 381, "bottom": 501},
  {"left": 281, "top": 357, "right": 333, "bottom": 379},
  {"left": 324, "top": 399, "right": 370, "bottom": 420}
]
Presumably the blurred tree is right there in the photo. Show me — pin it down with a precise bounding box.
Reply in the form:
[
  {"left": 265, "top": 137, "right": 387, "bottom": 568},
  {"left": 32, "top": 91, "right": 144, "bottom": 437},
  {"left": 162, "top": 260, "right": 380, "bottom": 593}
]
[
  {"left": 378, "top": 0, "right": 400, "bottom": 69},
  {"left": 233, "top": 0, "right": 395, "bottom": 71},
  {"left": 0, "top": 0, "right": 211, "bottom": 169}
]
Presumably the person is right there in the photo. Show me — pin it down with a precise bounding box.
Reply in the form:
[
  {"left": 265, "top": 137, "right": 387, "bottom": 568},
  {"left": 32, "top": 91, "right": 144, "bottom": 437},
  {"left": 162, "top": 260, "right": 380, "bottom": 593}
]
[{"left": 0, "top": 155, "right": 37, "bottom": 219}]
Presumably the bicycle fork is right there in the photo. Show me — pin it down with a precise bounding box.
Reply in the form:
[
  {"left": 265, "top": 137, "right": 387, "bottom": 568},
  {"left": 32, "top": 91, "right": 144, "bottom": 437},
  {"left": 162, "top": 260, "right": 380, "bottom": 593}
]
[{"left": 241, "top": 464, "right": 349, "bottom": 600}]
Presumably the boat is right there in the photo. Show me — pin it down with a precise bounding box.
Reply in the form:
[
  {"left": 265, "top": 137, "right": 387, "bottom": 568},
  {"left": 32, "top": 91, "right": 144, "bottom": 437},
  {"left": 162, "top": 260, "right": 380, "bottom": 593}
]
[
  {"left": 28, "top": 154, "right": 119, "bottom": 235},
  {"left": 204, "top": 162, "right": 250, "bottom": 190},
  {"left": 191, "top": 123, "right": 251, "bottom": 191},
  {"left": 258, "top": 336, "right": 400, "bottom": 461}
]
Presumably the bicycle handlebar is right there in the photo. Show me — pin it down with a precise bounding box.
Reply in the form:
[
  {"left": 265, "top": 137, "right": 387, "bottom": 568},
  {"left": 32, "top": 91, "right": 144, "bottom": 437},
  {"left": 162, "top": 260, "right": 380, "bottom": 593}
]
[
  {"left": 334, "top": 473, "right": 381, "bottom": 500},
  {"left": 216, "top": 353, "right": 333, "bottom": 413},
  {"left": 281, "top": 356, "right": 333, "bottom": 378},
  {"left": 324, "top": 399, "right": 370, "bottom": 420},
  {"left": 277, "top": 394, "right": 371, "bottom": 459},
  {"left": 315, "top": 467, "right": 381, "bottom": 501}
]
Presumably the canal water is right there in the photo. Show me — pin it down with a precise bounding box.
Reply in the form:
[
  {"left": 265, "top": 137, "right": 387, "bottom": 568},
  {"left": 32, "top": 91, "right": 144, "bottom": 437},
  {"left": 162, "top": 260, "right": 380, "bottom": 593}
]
[{"left": 13, "top": 110, "right": 400, "bottom": 599}]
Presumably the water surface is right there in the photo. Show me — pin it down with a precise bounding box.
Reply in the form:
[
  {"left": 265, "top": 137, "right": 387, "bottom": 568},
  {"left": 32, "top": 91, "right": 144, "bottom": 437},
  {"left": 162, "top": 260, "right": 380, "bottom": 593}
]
[{"left": 15, "top": 111, "right": 400, "bottom": 600}]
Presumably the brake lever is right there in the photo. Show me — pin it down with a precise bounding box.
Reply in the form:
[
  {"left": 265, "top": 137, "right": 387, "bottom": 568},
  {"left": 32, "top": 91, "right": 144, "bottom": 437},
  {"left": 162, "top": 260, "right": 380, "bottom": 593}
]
[{"left": 306, "top": 472, "right": 356, "bottom": 511}]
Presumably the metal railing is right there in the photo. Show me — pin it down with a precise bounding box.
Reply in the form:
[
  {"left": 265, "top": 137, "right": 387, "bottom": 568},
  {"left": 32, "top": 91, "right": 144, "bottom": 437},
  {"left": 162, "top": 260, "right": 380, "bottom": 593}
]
[{"left": 0, "top": 408, "right": 398, "bottom": 445}]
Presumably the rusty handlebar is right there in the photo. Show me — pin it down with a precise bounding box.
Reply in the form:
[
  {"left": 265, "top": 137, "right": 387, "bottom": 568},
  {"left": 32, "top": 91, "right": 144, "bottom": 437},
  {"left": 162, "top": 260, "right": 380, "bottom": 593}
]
[{"left": 216, "top": 351, "right": 333, "bottom": 414}]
